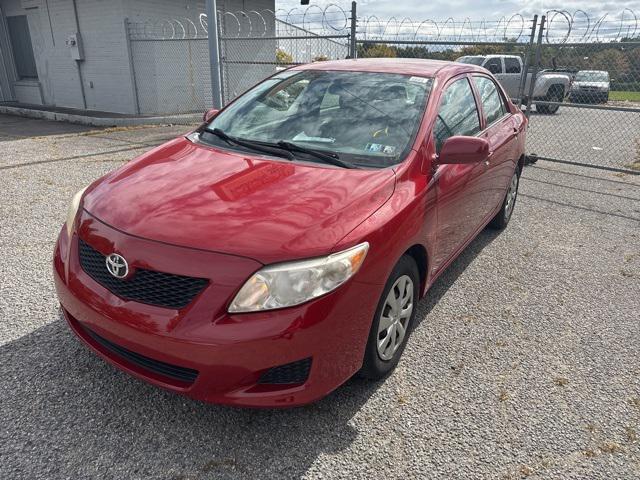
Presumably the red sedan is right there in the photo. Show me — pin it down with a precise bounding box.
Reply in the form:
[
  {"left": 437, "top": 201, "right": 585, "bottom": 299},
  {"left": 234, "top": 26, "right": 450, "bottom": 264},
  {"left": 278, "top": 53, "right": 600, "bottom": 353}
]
[{"left": 54, "top": 58, "right": 526, "bottom": 407}]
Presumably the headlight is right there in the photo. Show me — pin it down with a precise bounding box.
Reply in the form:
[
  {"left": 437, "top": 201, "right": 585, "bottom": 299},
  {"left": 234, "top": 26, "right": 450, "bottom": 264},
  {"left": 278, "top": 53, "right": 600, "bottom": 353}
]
[
  {"left": 228, "top": 242, "right": 369, "bottom": 313},
  {"left": 66, "top": 186, "right": 88, "bottom": 238}
]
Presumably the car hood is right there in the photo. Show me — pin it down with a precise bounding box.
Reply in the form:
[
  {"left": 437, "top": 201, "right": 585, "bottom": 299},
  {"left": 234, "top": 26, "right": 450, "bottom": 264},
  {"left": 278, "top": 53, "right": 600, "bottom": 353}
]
[{"left": 83, "top": 136, "right": 396, "bottom": 264}]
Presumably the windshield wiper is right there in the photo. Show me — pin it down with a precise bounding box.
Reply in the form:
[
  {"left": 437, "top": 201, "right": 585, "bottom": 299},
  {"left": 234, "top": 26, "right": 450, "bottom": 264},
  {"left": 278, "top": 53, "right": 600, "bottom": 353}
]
[
  {"left": 276, "top": 141, "right": 357, "bottom": 169},
  {"left": 205, "top": 128, "right": 294, "bottom": 160},
  {"left": 204, "top": 128, "right": 357, "bottom": 169}
]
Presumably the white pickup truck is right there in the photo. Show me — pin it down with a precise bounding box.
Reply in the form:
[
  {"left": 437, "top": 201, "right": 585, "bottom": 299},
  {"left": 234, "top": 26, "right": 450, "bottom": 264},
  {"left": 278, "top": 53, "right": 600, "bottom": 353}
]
[{"left": 456, "top": 54, "right": 572, "bottom": 114}]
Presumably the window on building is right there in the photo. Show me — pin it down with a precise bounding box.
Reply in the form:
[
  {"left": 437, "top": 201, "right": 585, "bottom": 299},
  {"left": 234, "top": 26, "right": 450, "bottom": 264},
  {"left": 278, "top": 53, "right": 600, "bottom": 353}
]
[{"left": 7, "top": 16, "right": 38, "bottom": 79}]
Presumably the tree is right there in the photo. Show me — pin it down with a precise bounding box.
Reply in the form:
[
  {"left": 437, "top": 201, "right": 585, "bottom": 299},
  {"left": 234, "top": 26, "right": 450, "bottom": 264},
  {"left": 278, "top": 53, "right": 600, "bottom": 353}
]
[
  {"left": 276, "top": 48, "right": 293, "bottom": 65},
  {"left": 590, "top": 48, "right": 630, "bottom": 77},
  {"left": 358, "top": 42, "right": 397, "bottom": 58}
]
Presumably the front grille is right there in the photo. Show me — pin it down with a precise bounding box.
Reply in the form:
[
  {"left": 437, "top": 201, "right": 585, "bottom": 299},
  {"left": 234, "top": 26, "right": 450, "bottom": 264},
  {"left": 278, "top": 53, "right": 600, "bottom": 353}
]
[
  {"left": 78, "top": 239, "right": 208, "bottom": 309},
  {"left": 258, "top": 358, "right": 312, "bottom": 385},
  {"left": 82, "top": 324, "right": 199, "bottom": 384}
]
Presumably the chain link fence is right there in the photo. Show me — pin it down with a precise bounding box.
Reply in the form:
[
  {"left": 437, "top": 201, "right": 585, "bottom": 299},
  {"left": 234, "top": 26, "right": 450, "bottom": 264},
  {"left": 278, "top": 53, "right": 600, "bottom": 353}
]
[
  {"left": 126, "top": 17, "right": 212, "bottom": 119},
  {"left": 525, "top": 15, "right": 640, "bottom": 173},
  {"left": 219, "top": 8, "right": 352, "bottom": 104},
  {"left": 354, "top": 11, "right": 640, "bottom": 174},
  {"left": 124, "top": 4, "right": 639, "bottom": 174}
]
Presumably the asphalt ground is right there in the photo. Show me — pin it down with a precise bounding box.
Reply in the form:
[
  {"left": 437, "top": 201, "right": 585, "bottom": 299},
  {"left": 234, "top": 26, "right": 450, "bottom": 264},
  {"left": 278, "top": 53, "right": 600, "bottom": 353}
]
[{"left": 1, "top": 114, "right": 639, "bottom": 479}]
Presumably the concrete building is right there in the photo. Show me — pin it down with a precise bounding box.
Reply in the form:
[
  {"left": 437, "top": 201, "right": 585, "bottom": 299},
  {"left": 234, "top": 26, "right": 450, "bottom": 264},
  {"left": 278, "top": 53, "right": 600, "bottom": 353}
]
[{"left": 0, "top": 0, "right": 273, "bottom": 115}]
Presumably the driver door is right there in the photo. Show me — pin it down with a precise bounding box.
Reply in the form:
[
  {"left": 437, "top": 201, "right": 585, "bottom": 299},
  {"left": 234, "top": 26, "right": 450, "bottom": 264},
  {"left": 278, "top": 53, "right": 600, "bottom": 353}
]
[{"left": 431, "top": 76, "right": 488, "bottom": 272}]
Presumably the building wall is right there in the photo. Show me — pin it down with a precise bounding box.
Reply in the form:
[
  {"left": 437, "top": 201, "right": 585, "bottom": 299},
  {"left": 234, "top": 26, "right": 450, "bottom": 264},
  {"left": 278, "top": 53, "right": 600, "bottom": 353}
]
[
  {"left": 0, "top": 0, "right": 274, "bottom": 114},
  {"left": 124, "top": 0, "right": 275, "bottom": 114},
  {"left": 0, "top": 0, "right": 136, "bottom": 113}
]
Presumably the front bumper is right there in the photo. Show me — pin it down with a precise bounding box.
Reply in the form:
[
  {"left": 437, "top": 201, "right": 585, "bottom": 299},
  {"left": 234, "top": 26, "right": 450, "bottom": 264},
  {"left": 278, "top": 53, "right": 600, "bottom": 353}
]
[{"left": 54, "top": 211, "right": 381, "bottom": 407}]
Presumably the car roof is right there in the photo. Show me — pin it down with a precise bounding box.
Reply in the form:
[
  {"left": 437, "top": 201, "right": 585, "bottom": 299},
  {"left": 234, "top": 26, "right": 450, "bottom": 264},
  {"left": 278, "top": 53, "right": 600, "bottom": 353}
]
[
  {"left": 293, "top": 57, "right": 486, "bottom": 78},
  {"left": 459, "top": 54, "right": 519, "bottom": 59}
]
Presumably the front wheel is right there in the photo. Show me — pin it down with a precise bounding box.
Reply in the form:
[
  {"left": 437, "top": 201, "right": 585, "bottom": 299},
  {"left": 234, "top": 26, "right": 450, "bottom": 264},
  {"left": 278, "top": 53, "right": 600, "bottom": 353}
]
[
  {"left": 489, "top": 170, "right": 519, "bottom": 230},
  {"left": 359, "top": 255, "right": 419, "bottom": 380}
]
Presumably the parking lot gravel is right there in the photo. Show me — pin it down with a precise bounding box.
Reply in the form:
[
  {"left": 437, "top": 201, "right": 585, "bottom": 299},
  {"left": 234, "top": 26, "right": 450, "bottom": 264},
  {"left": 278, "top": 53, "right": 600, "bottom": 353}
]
[
  {"left": 1, "top": 114, "right": 639, "bottom": 479},
  {"left": 526, "top": 106, "right": 640, "bottom": 171}
]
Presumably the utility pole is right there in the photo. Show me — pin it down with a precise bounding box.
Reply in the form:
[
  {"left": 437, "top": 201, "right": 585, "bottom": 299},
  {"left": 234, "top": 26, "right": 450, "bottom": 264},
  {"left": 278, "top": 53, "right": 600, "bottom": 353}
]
[{"left": 206, "top": 0, "right": 223, "bottom": 109}]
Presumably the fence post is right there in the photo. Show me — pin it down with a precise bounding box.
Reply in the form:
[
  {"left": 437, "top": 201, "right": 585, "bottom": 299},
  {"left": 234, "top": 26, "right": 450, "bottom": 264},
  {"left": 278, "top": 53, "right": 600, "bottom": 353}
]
[
  {"left": 349, "top": 1, "right": 357, "bottom": 59},
  {"left": 123, "top": 18, "right": 141, "bottom": 115},
  {"left": 517, "top": 15, "right": 537, "bottom": 107},
  {"left": 525, "top": 15, "right": 545, "bottom": 119},
  {"left": 206, "top": 0, "right": 223, "bottom": 109}
]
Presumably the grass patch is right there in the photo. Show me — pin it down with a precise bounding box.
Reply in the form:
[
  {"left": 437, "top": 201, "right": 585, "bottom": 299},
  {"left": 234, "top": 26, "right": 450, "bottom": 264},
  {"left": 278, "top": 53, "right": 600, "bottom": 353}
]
[{"left": 609, "top": 91, "right": 640, "bottom": 102}]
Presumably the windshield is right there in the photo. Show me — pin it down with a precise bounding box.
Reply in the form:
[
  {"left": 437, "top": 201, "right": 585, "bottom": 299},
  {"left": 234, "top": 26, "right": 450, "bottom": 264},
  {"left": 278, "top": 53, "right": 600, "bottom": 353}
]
[
  {"left": 575, "top": 71, "right": 609, "bottom": 82},
  {"left": 202, "top": 70, "right": 433, "bottom": 168},
  {"left": 456, "top": 56, "right": 485, "bottom": 66}
]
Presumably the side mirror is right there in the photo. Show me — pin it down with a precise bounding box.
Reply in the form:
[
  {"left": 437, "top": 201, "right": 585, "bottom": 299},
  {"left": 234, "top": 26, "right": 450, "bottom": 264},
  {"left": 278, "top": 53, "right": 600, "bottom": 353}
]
[
  {"left": 203, "top": 108, "right": 220, "bottom": 123},
  {"left": 438, "top": 136, "right": 490, "bottom": 165}
]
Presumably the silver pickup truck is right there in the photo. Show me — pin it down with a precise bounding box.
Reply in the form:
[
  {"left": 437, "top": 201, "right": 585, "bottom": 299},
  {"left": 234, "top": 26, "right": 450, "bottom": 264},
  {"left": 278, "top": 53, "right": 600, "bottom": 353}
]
[{"left": 456, "top": 54, "right": 572, "bottom": 114}]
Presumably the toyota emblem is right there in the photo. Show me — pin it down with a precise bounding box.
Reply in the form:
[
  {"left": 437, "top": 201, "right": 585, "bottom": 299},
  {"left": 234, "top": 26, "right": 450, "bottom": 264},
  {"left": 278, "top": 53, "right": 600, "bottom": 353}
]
[{"left": 105, "top": 253, "right": 129, "bottom": 279}]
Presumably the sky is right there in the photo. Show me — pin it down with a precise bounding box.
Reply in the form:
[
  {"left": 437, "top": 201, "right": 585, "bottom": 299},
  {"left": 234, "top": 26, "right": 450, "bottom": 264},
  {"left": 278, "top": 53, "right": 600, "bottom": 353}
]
[{"left": 274, "top": 0, "right": 640, "bottom": 23}]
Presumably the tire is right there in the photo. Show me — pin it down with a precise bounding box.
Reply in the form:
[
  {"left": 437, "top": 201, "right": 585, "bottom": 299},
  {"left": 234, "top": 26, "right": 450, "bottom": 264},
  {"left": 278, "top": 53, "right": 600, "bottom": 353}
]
[
  {"left": 536, "top": 86, "right": 563, "bottom": 115},
  {"left": 488, "top": 169, "right": 520, "bottom": 230},
  {"left": 359, "top": 255, "right": 420, "bottom": 380}
]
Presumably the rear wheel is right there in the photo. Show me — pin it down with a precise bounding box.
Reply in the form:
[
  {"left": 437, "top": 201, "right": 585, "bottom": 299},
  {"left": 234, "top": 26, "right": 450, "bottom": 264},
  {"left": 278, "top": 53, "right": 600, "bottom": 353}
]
[
  {"left": 489, "top": 170, "right": 519, "bottom": 230},
  {"left": 359, "top": 255, "right": 419, "bottom": 380},
  {"left": 536, "top": 86, "right": 563, "bottom": 114}
]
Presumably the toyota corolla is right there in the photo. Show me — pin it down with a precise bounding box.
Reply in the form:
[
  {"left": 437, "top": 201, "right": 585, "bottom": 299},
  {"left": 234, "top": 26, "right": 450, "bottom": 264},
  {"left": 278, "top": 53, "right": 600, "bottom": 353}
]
[{"left": 54, "top": 58, "right": 527, "bottom": 407}]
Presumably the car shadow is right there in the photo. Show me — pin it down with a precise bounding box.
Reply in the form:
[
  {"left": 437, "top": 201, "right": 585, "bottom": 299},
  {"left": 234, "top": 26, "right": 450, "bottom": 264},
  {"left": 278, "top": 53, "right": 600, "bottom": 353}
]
[
  {"left": 1, "top": 314, "right": 378, "bottom": 479},
  {"left": 1, "top": 229, "right": 501, "bottom": 479},
  {"left": 413, "top": 228, "right": 502, "bottom": 328}
]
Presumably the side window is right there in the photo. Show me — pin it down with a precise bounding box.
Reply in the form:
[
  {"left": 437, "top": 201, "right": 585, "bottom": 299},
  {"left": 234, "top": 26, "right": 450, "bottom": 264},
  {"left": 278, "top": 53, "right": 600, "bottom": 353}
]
[
  {"left": 433, "top": 78, "right": 481, "bottom": 153},
  {"left": 504, "top": 57, "right": 521, "bottom": 74},
  {"left": 227, "top": 77, "right": 310, "bottom": 134},
  {"left": 483, "top": 57, "right": 502, "bottom": 75},
  {"left": 262, "top": 79, "right": 309, "bottom": 112},
  {"left": 320, "top": 91, "right": 340, "bottom": 113},
  {"left": 474, "top": 76, "right": 507, "bottom": 126}
]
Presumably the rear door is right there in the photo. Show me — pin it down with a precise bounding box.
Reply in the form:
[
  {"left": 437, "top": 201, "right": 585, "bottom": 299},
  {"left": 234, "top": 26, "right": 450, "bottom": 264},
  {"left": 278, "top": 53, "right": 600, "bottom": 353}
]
[
  {"left": 472, "top": 75, "right": 518, "bottom": 213},
  {"left": 431, "top": 76, "right": 486, "bottom": 271}
]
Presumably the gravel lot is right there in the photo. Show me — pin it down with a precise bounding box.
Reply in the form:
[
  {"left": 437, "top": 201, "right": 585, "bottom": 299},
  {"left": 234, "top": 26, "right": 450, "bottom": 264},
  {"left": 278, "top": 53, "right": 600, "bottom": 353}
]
[{"left": 1, "top": 114, "right": 639, "bottom": 480}]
